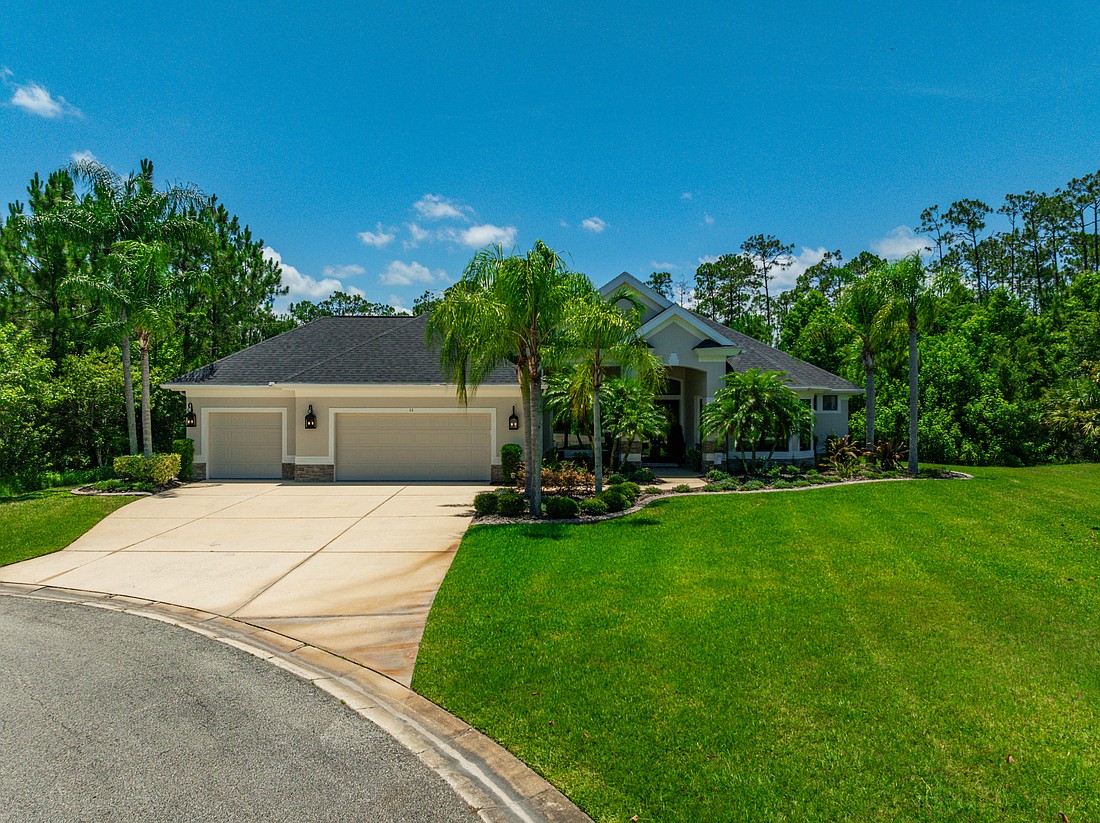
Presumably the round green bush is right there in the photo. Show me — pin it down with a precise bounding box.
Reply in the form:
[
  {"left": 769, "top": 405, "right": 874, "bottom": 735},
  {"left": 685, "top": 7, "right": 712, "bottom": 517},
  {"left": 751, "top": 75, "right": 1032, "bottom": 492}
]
[
  {"left": 607, "top": 473, "right": 628, "bottom": 486},
  {"left": 607, "top": 482, "right": 638, "bottom": 505},
  {"left": 473, "top": 491, "right": 499, "bottom": 515},
  {"left": 741, "top": 480, "right": 765, "bottom": 491},
  {"left": 496, "top": 490, "right": 527, "bottom": 517},
  {"left": 673, "top": 484, "right": 694, "bottom": 493},
  {"left": 579, "top": 497, "right": 608, "bottom": 516},
  {"left": 644, "top": 486, "right": 663, "bottom": 495},
  {"left": 544, "top": 496, "right": 580, "bottom": 519},
  {"left": 600, "top": 489, "right": 628, "bottom": 512}
]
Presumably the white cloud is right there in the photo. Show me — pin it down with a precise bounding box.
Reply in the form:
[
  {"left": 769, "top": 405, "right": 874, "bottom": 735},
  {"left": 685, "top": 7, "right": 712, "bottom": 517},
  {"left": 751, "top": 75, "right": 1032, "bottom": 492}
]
[
  {"left": 379, "top": 260, "right": 445, "bottom": 286},
  {"left": 455, "top": 223, "right": 517, "bottom": 247},
  {"left": 773, "top": 246, "right": 831, "bottom": 292},
  {"left": 70, "top": 150, "right": 96, "bottom": 163},
  {"left": 872, "top": 225, "right": 932, "bottom": 259},
  {"left": 703, "top": 214, "right": 715, "bottom": 226},
  {"left": 403, "top": 222, "right": 430, "bottom": 249},
  {"left": 264, "top": 246, "right": 345, "bottom": 299},
  {"left": 321, "top": 263, "right": 365, "bottom": 279},
  {"left": 581, "top": 216, "right": 607, "bottom": 234},
  {"left": 357, "top": 223, "right": 395, "bottom": 248},
  {"left": 413, "top": 193, "right": 469, "bottom": 221},
  {"left": 11, "top": 82, "right": 79, "bottom": 118},
  {"left": 697, "top": 255, "right": 720, "bottom": 265},
  {"left": 681, "top": 192, "right": 694, "bottom": 200},
  {"left": 346, "top": 285, "right": 366, "bottom": 297},
  {"left": 559, "top": 219, "right": 569, "bottom": 228},
  {"left": 388, "top": 293, "right": 412, "bottom": 314},
  {"left": 650, "top": 261, "right": 679, "bottom": 270}
]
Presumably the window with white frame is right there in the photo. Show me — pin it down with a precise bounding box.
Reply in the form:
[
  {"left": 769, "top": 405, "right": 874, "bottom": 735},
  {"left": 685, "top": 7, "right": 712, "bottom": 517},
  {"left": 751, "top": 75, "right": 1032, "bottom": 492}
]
[{"left": 821, "top": 394, "right": 838, "bottom": 411}]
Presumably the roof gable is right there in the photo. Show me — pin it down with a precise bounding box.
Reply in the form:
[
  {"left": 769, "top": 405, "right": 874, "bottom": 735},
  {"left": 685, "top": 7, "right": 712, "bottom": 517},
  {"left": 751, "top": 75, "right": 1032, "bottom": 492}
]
[{"left": 599, "top": 271, "right": 673, "bottom": 317}]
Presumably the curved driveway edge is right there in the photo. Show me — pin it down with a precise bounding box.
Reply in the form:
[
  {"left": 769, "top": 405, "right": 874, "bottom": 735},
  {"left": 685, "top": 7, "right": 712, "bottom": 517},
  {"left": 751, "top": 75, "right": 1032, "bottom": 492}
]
[{"left": 0, "top": 583, "right": 591, "bottom": 823}]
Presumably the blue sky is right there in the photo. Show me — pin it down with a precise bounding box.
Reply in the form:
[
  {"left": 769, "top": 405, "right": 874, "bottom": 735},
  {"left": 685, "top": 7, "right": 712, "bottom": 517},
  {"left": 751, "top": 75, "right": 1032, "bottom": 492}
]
[{"left": 3, "top": 2, "right": 1098, "bottom": 309}]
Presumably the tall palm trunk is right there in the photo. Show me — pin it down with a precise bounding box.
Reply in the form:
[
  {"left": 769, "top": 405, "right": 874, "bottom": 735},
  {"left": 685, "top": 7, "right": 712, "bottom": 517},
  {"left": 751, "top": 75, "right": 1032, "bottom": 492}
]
[
  {"left": 592, "top": 369, "right": 604, "bottom": 494},
  {"left": 528, "top": 367, "right": 544, "bottom": 517},
  {"left": 864, "top": 358, "right": 876, "bottom": 447},
  {"left": 120, "top": 307, "right": 138, "bottom": 455},
  {"left": 519, "top": 368, "right": 532, "bottom": 493},
  {"left": 139, "top": 330, "right": 154, "bottom": 459},
  {"left": 907, "top": 322, "right": 919, "bottom": 475}
]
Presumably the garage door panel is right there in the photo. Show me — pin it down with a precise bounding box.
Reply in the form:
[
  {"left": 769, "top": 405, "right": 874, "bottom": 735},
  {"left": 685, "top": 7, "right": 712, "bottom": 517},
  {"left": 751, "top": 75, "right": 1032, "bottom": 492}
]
[
  {"left": 209, "top": 412, "right": 283, "bottom": 480},
  {"left": 335, "top": 413, "right": 490, "bottom": 481}
]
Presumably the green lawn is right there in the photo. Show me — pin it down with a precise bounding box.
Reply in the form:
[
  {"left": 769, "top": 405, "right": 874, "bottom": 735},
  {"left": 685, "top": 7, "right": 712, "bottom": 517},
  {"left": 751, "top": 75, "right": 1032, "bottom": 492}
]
[
  {"left": 414, "top": 465, "right": 1100, "bottom": 822},
  {"left": 0, "top": 488, "right": 132, "bottom": 567}
]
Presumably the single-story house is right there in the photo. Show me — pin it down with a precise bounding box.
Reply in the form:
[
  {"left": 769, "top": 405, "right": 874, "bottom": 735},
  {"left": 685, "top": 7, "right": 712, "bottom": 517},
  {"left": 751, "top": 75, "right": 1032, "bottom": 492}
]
[{"left": 165, "top": 273, "right": 860, "bottom": 482}]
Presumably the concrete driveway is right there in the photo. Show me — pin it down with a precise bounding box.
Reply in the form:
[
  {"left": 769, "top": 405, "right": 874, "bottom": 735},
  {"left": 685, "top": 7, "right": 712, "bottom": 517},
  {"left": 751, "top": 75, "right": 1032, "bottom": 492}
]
[{"left": 0, "top": 481, "right": 488, "bottom": 685}]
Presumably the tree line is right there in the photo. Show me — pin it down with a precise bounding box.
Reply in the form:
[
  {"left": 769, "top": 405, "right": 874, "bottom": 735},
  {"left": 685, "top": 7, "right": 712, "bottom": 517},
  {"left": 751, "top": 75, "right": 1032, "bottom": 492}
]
[{"left": 648, "top": 169, "right": 1100, "bottom": 465}]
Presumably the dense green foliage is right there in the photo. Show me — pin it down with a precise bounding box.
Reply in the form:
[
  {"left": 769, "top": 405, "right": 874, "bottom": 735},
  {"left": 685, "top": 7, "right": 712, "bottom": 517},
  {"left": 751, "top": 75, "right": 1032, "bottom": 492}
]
[
  {"left": 0, "top": 161, "right": 294, "bottom": 484},
  {"left": 688, "top": 171, "right": 1100, "bottom": 465},
  {"left": 172, "top": 438, "right": 195, "bottom": 480},
  {"left": 416, "top": 465, "right": 1100, "bottom": 822},
  {"left": 0, "top": 488, "right": 132, "bottom": 567}
]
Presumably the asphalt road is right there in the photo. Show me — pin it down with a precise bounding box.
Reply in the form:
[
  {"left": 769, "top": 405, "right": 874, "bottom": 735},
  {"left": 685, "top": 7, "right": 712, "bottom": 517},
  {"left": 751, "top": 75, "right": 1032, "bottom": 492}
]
[{"left": 0, "top": 595, "right": 478, "bottom": 822}]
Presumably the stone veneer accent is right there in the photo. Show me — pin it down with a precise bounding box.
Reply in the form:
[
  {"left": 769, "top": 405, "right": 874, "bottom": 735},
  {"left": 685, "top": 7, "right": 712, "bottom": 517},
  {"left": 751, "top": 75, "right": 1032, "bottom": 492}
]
[
  {"left": 191, "top": 462, "right": 207, "bottom": 481},
  {"left": 281, "top": 462, "right": 295, "bottom": 481},
  {"left": 490, "top": 464, "right": 504, "bottom": 484},
  {"left": 294, "top": 464, "right": 335, "bottom": 482}
]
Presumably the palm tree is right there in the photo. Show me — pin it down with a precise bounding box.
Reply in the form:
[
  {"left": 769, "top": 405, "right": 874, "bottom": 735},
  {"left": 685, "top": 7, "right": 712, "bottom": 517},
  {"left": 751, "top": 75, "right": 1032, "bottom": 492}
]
[
  {"left": 600, "top": 377, "right": 669, "bottom": 469},
  {"left": 428, "top": 240, "right": 588, "bottom": 515},
  {"left": 40, "top": 159, "right": 206, "bottom": 455},
  {"left": 831, "top": 272, "right": 895, "bottom": 446},
  {"left": 882, "top": 254, "right": 934, "bottom": 475},
  {"left": 701, "top": 369, "right": 815, "bottom": 475},
  {"left": 559, "top": 287, "right": 664, "bottom": 492}
]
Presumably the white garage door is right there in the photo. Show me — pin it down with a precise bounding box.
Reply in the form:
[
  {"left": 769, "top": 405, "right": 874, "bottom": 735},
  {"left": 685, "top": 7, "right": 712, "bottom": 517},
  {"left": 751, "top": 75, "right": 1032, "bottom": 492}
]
[
  {"left": 208, "top": 412, "right": 283, "bottom": 479},
  {"left": 335, "top": 413, "right": 491, "bottom": 481}
]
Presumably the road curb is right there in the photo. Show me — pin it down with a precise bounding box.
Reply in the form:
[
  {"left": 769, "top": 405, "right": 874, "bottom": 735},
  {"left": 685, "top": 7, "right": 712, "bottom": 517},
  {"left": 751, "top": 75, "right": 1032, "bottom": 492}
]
[{"left": 0, "top": 582, "right": 591, "bottom": 823}]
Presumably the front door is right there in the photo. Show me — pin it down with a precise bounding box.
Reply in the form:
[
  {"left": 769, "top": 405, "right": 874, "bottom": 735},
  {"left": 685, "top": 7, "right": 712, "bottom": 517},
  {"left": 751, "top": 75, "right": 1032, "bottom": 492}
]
[{"left": 643, "top": 398, "right": 684, "bottom": 464}]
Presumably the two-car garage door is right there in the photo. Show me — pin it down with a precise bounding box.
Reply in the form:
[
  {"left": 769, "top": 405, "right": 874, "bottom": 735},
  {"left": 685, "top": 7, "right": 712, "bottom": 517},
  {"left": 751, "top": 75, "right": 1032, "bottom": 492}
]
[{"left": 335, "top": 413, "right": 490, "bottom": 482}]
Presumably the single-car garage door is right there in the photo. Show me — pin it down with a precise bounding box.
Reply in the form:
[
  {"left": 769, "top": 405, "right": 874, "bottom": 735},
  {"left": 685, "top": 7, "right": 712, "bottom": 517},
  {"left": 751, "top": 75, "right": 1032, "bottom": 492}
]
[
  {"left": 208, "top": 412, "right": 283, "bottom": 479},
  {"left": 335, "top": 412, "right": 490, "bottom": 481}
]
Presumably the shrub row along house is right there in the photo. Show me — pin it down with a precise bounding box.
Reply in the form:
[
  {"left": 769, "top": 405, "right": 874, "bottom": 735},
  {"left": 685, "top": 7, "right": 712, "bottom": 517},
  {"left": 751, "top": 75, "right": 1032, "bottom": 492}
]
[{"left": 166, "top": 273, "right": 859, "bottom": 481}]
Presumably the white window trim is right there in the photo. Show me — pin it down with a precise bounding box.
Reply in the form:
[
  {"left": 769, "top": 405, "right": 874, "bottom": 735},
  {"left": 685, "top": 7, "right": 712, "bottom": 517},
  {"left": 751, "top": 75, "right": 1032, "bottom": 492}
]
[{"left": 198, "top": 407, "right": 289, "bottom": 467}]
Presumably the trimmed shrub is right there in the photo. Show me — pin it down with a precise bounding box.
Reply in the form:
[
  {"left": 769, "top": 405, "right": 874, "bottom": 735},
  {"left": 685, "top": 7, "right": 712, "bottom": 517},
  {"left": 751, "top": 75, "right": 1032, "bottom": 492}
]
[
  {"left": 90, "top": 479, "right": 155, "bottom": 493},
  {"left": 579, "top": 497, "right": 608, "bottom": 517},
  {"left": 627, "top": 466, "right": 658, "bottom": 483},
  {"left": 497, "top": 490, "right": 527, "bottom": 517},
  {"left": 673, "top": 484, "right": 694, "bottom": 493},
  {"left": 600, "top": 488, "right": 628, "bottom": 512},
  {"left": 791, "top": 478, "right": 811, "bottom": 488},
  {"left": 741, "top": 480, "right": 765, "bottom": 491},
  {"left": 771, "top": 479, "right": 794, "bottom": 489},
  {"left": 607, "top": 473, "right": 628, "bottom": 486},
  {"left": 705, "top": 469, "right": 730, "bottom": 482},
  {"left": 113, "top": 453, "right": 181, "bottom": 486},
  {"left": 607, "top": 479, "right": 642, "bottom": 503},
  {"left": 172, "top": 438, "right": 195, "bottom": 481},
  {"left": 501, "top": 444, "right": 523, "bottom": 484},
  {"left": 702, "top": 483, "right": 722, "bottom": 492},
  {"left": 808, "top": 476, "right": 829, "bottom": 485},
  {"left": 473, "top": 492, "right": 499, "bottom": 516},
  {"left": 545, "top": 496, "right": 580, "bottom": 519},
  {"left": 644, "top": 486, "right": 663, "bottom": 495}
]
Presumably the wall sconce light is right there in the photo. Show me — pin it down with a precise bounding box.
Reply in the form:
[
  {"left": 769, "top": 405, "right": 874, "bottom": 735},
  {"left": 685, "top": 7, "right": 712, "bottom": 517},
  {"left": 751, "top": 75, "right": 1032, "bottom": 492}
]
[
  {"left": 304, "top": 404, "right": 317, "bottom": 429},
  {"left": 508, "top": 405, "right": 520, "bottom": 431},
  {"left": 185, "top": 403, "right": 197, "bottom": 428}
]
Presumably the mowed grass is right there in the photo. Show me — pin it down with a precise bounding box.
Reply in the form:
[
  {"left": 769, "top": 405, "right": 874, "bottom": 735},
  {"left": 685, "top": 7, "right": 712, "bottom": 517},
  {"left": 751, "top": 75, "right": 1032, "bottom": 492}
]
[
  {"left": 0, "top": 488, "right": 132, "bottom": 567},
  {"left": 414, "top": 466, "right": 1100, "bottom": 822}
]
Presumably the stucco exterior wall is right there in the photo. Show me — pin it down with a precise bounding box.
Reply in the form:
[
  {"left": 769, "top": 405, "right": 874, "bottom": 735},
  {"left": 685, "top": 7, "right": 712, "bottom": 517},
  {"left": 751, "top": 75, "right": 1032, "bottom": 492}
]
[{"left": 181, "top": 385, "right": 524, "bottom": 477}]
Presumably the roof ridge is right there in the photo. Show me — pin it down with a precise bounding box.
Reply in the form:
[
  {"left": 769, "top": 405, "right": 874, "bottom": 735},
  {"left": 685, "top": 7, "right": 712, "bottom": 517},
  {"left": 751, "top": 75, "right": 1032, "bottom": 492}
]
[{"left": 279, "top": 314, "right": 424, "bottom": 383}]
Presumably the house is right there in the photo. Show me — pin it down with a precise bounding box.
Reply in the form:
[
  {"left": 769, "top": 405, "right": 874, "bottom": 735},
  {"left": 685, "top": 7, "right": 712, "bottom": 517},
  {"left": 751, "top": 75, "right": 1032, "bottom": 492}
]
[{"left": 164, "top": 273, "right": 859, "bottom": 482}]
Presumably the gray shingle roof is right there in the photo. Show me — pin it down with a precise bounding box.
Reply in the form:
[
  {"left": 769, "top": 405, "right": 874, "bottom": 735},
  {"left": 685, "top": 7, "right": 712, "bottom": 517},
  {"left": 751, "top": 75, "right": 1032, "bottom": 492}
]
[
  {"left": 167, "top": 314, "right": 516, "bottom": 386},
  {"left": 690, "top": 311, "right": 861, "bottom": 392}
]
